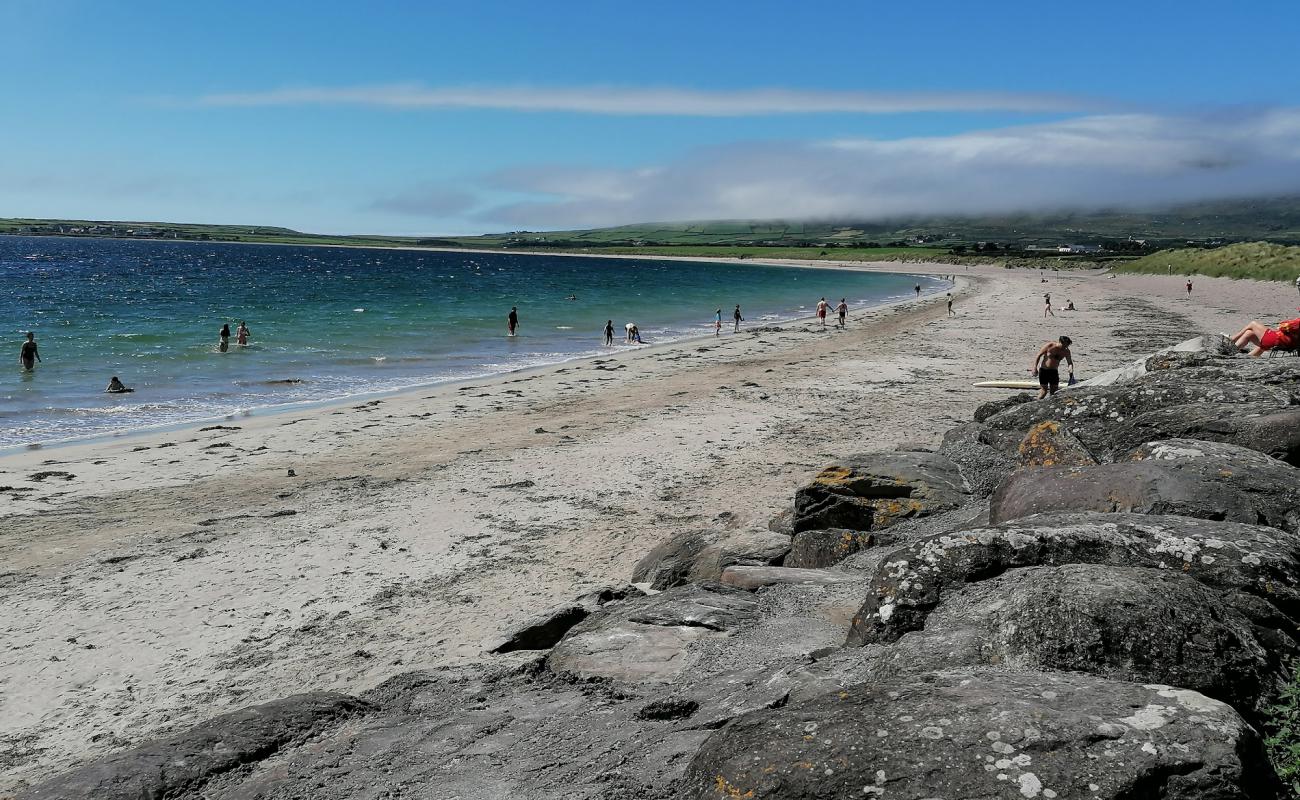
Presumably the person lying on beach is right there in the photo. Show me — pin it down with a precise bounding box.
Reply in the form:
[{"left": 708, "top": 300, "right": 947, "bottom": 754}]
[
  {"left": 1030, "top": 335, "right": 1074, "bottom": 398},
  {"left": 19, "top": 332, "right": 40, "bottom": 370},
  {"left": 1231, "top": 318, "right": 1300, "bottom": 357},
  {"left": 1064, "top": 300, "right": 1077, "bottom": 311},
  {"left": 105, "top": 376, "right": 133, "bottom": 393}
]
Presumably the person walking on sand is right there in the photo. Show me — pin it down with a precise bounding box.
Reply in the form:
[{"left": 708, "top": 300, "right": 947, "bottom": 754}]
[
  {"left": 603, "top": 319, "right": 615, "bottom": 346},
  {"left": 1186, "top": 280, "right": 1193, "bottom": 297},
  {"left": 1030, "top": 335, "right": 1074, "bottom": 399},
  {"left": 507, "top": 306, "right": 519, "bottom": 337},
  {"left": 714, "top": 308, "right": 722, "bottom": 337},
  {"left": 733, "top": 304, "right": 743, "bottom": 333},
  {"left": 18, "top": 332, "right": 40, "bottom": 371},
  {"left": 946, "top": 293, "right": 954, "bottom": 317},
  {"left": 816, "top": 297, "right": 831, "bottom": 326},
  {"left": 218, "top": 323, "right": 230, "bottom": 353},
  {"left": 1043, "top": 293, "right": 1054, "bottom": 318},
  {"left": 836, "top": 298, "right": 848, "bottom": 327},
  {"left": 236, "top": 320, "right": 250, "bottom": 347}
]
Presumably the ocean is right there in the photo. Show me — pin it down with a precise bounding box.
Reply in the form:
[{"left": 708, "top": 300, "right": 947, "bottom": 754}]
[{"left": 2, "top": 235, "right": 947, "bottom": 447}]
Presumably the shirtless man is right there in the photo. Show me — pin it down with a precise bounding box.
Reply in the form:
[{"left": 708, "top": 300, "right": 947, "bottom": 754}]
[
  {"left": 603, "top": 320, "right": 615, "bottom": 346},
  {"left": 816, "top": 297, "right": 831, "bottom": 326},
  {"left": 1030, "top": 335, "right": 1074, "bottom": 398},
  {"left": 836, "top": 298, "right": 848, "bottom": 327},
  {"left": 19, "top": 332, "right": 40, "bottom": 371}
]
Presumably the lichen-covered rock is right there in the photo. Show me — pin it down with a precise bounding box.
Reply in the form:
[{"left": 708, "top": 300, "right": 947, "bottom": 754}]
[
  {"left": 1128, "top": 438, "right": 1284, "bottom": 470},
  {"left": 846, "top": 513, "right": 1300, "bottom": 647},
  {"left": 548, "top": 583, "right": 760, "bottom": 683},
  {"left": 988, "top": 455, "right": 1300, "bottom": 532},
  {"left": 981, "top": 374, "right": 1293, "bottom": 461},
  {"left": 1016, "top": 419, "right": 1097, "bottom": 467},
  {"left": 872, "top": 564, "right": 1294, "bottom": 722},
  {"left": 1110, "top": 403, "right": 1300, "bottom": 466},
  {"left": 792, "top": 451, "right": 966, "bottom": 533},
  {"left": 785, "top": 529, "right": 875, "bottom": 568},
  {"left": 938, "top": 420, "right": 1017, "bottom": 496},
  {"left": 19, "top": 693, "right": 371, "bottom": 800},
  {"left": 685, "top": 669, "right": 1280, "bottom": 800}
]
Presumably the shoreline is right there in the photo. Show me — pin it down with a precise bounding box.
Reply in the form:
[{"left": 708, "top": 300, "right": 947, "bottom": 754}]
[
  {"left": 3, "top": 264, "right": 1292, "bottom": 792},
  {"left": 2, "top": 256, "right": 959, "bottom": 456}
]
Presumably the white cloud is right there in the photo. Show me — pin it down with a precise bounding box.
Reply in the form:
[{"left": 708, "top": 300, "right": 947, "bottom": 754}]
[
  {"left": 195, "top": 83, "right": 1095, "bottom": 116},
  {"left": 474, "top": 109, "right": 1300, "bottom": 229}
]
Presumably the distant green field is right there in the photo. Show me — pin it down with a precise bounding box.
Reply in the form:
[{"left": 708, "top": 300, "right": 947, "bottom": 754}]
[
  {"left": 1113, "top": 242, "right": 1300, "bottom": 282},
  {"left": 510, "top": 245, "right": 930, "bottom": 262}
]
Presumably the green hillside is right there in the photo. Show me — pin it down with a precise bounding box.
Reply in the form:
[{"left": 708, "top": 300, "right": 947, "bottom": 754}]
[{"left": 1113, "top": 242, "right": 1300, "bottom": 282}]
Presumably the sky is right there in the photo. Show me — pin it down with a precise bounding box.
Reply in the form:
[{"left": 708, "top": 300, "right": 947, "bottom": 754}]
[{"left": 2, "top": 0, "right": 1299, "bottom": 235}]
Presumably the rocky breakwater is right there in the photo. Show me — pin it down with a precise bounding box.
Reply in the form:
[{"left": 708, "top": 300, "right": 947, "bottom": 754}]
[{"left": 18, "top": 337, "right": 1300, "bottom": 800}]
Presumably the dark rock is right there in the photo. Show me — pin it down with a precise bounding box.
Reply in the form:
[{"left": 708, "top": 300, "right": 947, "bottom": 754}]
[
  {"left": 766, "top": 508, "right": 794, "bottom": 535},
  {"left": 846, "top": 513, "right": 1300, "bottom": 647},
  {"left": 1128, "top": 438, "right": 1284, "bottom": 470},
  {"left": 1016, "top": 419, "right": 1097, "bottom": 467},
  {"left": 19, "top": 692, "right": 370, "bottom": 800},
  {"left": 785, "top": 529, "right": 874, "bottom": 568},
  {"left": 988, "top": 455, "right": 1300, "bottom": 532},
  {"left": 872, "top": 564, "right": 1294, "bottom": 723},
  {"left": 937, "top": 421, "right": 1016, "bottom": 497},
  {"left": 548, "top": 584, "right": 760, "bottom": 683},
  {"left": 792, "top": 451, "right": 966, "bottom": 533},
  {"left": 1110, "top": 403, "right": 1300, "bottom": 466},
  {"left": 632, "top": 529, "right": 790, "bottom": 590},
  {"left": 982, "top": 375, "right": 1294, "bottom": 461},
  {"left": 719, "top": 566, "right": 864, "bottom": 591},
  {"left": 636, "top": 698, "right": 699, "bottom": 721},
  {"left": 973, "top": 391, "right": 1034, "bottom": 422},
  {"left": 632, "top": 530, "right": 715, "bottom": 589},
  {"left": 684, "top": 669, "right": 1280, "bottom": 800},
  {"left": 488, "top": 604, "right": 590, "bottom": 654}
]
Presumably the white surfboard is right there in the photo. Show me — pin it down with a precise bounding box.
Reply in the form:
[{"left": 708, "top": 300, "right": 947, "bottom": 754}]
[{"left": 972, "top": 380, "right": 1040, "bottom": 390}]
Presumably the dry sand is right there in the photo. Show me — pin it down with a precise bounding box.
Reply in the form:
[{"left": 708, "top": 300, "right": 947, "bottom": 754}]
[{"left": 1, "top": 259, "right": 1295, "bottom": 792}]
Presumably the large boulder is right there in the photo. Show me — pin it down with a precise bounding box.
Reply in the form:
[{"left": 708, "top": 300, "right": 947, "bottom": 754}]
[
  {"left": 988, "top": 454, "right": 1300, "bottom": 532},
  {"left": 487, "top": 585, "right": 644, "bottom": 653},
  {"left": 19, "top": 693, "right": 370, "bottom": 800},
  {"left": 792, "top": 451, "right": 966, "bottom": 533},
  {"left": 938, "top": 421, "right": 1017, "bottom": 497},
  {"left": 632, "top": 529, "right": 790, "bottom": 590},
  {"left": 718, "top": 565, "right": 864, "bottom": 591},
  {"left": 870, "top": 564, "right": 1293, "bottom": 722},
  {"left": 1128, "top": 438, "right": 1284, "bottom": 470},
  {"left": 547, "top": 583, "right": 760, "bottom": 683},
  {"left": 1109, "top": 403, "right": 1300, "bottom": 466},
  {"left": 785, "top": 529, "right": 875, "bottom": 568},
  {"left": 684, "top": 668, "right": 1279, "bottom": 800},
  {"left": 846, "top": 513, "right": 1300, "bottom": 647},
  {"left": 1016, "top": 420, "right": 1097, "bottom": 467},
  {"left": 981, "top": 374, "right": 1294, "bottom": 461}
]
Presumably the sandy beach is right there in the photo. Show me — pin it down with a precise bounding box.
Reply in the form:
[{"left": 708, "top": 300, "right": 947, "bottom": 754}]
[{"left": 1, "top": 258, "right": 1295, "bottom": 793}]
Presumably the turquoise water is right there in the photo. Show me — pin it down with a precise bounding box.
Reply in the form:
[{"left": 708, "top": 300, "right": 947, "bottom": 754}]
[{"left": 2, "top": 236, "right": 947, "bottom": 447}]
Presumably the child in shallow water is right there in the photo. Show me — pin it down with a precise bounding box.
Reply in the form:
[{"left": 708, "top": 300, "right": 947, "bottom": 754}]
[{"left": 105, "top": 376, "right": 133, "bottom": 393}]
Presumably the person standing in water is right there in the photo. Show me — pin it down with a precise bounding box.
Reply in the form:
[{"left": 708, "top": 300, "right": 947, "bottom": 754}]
[
  {"left": 507, "top": 307, "right": 519, "bottom": 336},
  {"left": 714, "top": 308, "right": 722, "bottom": 337},
  {"left": 19, "top": 332, "right": 40, "bottom": 370},
  {"left": 219, "top": 323, "right": 230, "bottom": 353},
  {"left": 816, "top": 297, "right": 831, "bottom": 326},
  {"left": 733, "top": 304, "right": 743, "bottom": 333},
  {"left": 603, "top": 319, "right": 615, "bottom": 346},
  {"left": 236, "top": 320, "right": 250, "bottom": 346},
  {"left": 914, "top": 283, "right": 921, "bottom": 297},
  {"left": 836, "top": 298, "right": 848, "bottom": 327}
]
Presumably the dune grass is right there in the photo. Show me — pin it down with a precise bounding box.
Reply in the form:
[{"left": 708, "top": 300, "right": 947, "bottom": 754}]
[{"left": 1113, "top": 242, "right": 1300, "bottom": 282}]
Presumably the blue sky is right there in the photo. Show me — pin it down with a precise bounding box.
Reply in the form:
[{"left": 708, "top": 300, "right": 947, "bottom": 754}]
[{"left": 3, "top": 0, "right": 1299, "bottom": 234}]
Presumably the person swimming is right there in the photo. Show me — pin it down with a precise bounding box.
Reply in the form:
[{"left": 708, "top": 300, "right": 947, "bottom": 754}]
[{"left": 105, "top": 376, "right": 133, "bottom": 393}]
